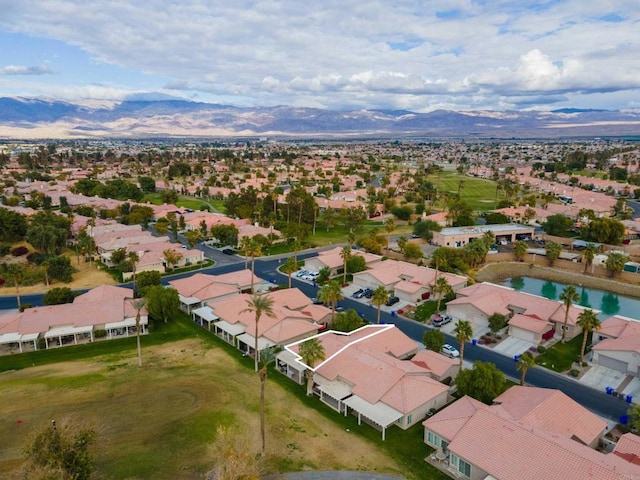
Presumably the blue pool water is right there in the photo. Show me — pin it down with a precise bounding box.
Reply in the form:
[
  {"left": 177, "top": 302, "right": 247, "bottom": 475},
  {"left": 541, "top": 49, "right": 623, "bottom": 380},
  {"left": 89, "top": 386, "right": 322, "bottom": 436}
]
[{"left": 504, "top": 276, "right": 640, "bottom": 320}]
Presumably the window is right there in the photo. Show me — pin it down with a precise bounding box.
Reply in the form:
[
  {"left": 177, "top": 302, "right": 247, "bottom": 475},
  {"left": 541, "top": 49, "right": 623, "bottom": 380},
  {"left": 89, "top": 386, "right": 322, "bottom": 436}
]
[
  {"left": 427, "top": 431, "right": 441, "bottom": 447},
  {"left": 407, "top": 414, "right": 412, "bottom": 425},
  {"left": 451, "top": 454, "right": 471, "bottom": 478}
]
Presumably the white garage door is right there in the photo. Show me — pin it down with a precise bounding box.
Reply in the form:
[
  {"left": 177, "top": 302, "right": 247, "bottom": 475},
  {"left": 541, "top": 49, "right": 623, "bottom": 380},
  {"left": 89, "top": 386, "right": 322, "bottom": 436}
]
[
  {"left": 598, "top": 355, "right": 628, "bottom": 373},
  {"left": 510, "top": 326, "right": 537, "bottom": 344}
]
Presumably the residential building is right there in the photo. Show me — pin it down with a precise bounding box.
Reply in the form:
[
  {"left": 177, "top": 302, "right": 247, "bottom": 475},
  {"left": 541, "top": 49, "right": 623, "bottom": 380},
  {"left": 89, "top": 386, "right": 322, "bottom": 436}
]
[{"left": 591, "top": 315, "right": 640, "bottom": 376}]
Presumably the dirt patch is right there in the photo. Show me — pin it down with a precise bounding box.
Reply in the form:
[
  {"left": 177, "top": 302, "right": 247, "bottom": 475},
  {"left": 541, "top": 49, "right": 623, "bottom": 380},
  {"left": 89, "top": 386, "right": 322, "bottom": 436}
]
[{"left": 475, "top": 262, "right": 640, "bottom": 299}]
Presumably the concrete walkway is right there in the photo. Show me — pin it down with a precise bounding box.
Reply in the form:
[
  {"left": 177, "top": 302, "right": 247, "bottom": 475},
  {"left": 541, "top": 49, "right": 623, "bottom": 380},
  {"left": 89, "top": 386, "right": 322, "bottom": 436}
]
[{"left": 263, "top": 471, "right": 406, "bottom": 480}]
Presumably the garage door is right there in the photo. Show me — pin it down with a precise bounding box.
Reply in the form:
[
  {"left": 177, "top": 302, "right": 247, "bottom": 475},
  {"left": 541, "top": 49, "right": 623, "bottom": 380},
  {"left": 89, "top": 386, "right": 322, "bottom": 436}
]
[
  {"left": 510, "top": 326, "right": 537, "bottom": 343},
  {"left": 598, "top": 355, "right": 628, "bottom": 373}
]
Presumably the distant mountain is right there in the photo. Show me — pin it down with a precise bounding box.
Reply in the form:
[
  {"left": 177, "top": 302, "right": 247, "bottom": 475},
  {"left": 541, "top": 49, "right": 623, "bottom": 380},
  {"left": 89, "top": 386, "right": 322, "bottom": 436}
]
[{"left": 0, "top": 96, "right": 639, "bottom": 139}]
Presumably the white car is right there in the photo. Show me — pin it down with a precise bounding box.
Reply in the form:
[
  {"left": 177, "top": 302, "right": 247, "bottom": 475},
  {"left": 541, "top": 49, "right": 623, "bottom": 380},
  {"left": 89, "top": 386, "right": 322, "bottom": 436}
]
[{"left": 442, "top": 344, "right": 460, "bottom": 358}]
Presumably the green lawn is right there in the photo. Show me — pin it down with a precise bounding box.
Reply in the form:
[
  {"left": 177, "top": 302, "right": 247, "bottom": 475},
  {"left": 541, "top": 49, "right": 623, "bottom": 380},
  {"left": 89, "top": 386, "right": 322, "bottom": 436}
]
[
  {"left": 0, "top": 314, "right": 448, "bottom": 480},
  {"left": 427, "top": 171, "right": 500, "bottom": 211},
  {"left": 534, "top": 334, "right": 586, "bottom": 372}
]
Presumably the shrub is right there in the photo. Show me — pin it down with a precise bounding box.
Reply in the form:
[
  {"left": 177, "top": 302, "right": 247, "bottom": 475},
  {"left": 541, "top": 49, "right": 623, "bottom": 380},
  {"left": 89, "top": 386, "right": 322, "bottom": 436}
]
[
  {"left": 19, "top": 303, "right": 33, "bottom": 312},
  {"left": 11, "top": 246, "right": 29, "bottom": 256},
  {"left": 570, "top": 369, "right": 580, "bottom": 377},
  {"left": 0, "top": 245, "right": 10, "bottom": 256},
  {"left": 537, "top": 345, "right": 546, "bottom": 353},
  {"left": 94, "top": 329, "right": 107, "bottom": 339}
]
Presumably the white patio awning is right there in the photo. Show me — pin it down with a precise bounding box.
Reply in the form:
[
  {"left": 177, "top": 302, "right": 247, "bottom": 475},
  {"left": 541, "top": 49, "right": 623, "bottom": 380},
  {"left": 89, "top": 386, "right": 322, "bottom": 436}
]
[
  {"left": 236, "top": 333, "right": 275, "bottom": 351},
  {"left": 215, "top": 320, "right": 245, "bottom": 336},
  {"left": 0, "top": 332, "right": 23, "bottom": 344},
  {"left": 343, "top": 395, "right": 403, "bottom": 428},
  {"left": 105, "top": 317, "right": 146, "bottom": 329},
  {"left": 276, "top": 349, "right": 300, "bottom": 366},
  {"left": 45, "top": 325, "right": 94, "bottom": 338},
  {"left": 192, "top": 306, "right": 219, "bottom": 322},
  {"left": 179, "top": 295, "right": 201, "bottom": 306},
  {"left": 315, "top": 376, "right": 352, "bottom": 400},
  {"left": 21, "top": 332, "right": 39, "bottom": 342}
]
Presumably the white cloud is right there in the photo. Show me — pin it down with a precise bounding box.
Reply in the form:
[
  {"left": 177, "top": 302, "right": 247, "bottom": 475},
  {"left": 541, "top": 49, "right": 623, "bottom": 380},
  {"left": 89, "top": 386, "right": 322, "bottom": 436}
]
[
  {"left": 0, "top": 64, "right": 54, "bottom": 75},
  {"left": 0, "top": 0, "right": 638, "bottom": 110}
]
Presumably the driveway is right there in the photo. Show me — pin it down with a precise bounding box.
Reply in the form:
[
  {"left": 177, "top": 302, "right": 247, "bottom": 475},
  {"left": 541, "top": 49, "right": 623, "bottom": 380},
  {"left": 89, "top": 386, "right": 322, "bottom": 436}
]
[
  {"left": 622, "top": 377, "right": 640, "bottom": 400},
  {"left": 493, "top": 337, "right": 536, "bottom": 358},
  {"left": 580, "top": 365, "right": 628, "bottom": 393}
]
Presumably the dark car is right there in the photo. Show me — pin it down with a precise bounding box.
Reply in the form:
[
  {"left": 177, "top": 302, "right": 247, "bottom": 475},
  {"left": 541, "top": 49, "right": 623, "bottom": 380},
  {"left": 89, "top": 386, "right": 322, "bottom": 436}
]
[
  {"left": 222, "top": 248, "right": 235, "bottom": 255},
  {"left": 385, "top": 296, "right": 400, "bottom": 306},
  {"left": 352, "top": 288, "right": 365, "bottom": 298},
  {"left": 363, "top": 288, "right": 373, "bottom": 298}
]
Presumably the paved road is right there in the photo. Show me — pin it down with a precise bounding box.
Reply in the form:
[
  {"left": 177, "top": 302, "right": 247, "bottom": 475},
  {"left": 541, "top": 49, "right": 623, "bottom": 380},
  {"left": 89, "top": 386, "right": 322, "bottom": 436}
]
[{"left": 0, "top": 251, "right": 631, "bottom": 422}]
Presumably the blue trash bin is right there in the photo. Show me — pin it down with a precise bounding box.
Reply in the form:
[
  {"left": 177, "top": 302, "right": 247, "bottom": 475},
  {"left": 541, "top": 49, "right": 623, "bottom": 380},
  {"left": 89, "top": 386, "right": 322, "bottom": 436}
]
[
  {"left": 620, "top": 415, "right": 629, "bottom": 425},
  {"left": 471, "top": 339, "right": 477, "bottom": 346},
  {"left": 627, "top": 395, "right": 633, "bottom": 403},
  {"left": 391, "top": 311, "right": 396, "bottom": 317},
  {"left": 606, "top": 387, "right": 613, "bottom": 395}
]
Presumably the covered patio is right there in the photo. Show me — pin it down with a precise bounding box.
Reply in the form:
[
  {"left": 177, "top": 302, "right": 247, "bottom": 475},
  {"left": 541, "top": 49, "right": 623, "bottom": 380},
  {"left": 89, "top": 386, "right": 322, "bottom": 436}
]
[
  {"left": 44, "top": 325, "right": 94, "bottom": 348},
  {"left": 0, "top": 332, "right": 39, "bottom": 354},
  {"left": 177, "top": 294, "right": 201, "bottom": 314},
  {"left": 191, "top": 306, "right": 219, "bottom": 331},
  {"left": 104, "top": 318, "right": 147, "bottom": 339},
  {"left": 236, "top": 332, "right": 275, "bottom": 357},
  {"left": 276, "top": 349, "right": 305, "bottom": 384},
  {"left": 342, "top": 395, "right": 403, "bottom": 440},
  {"left": 314, "top": 376, "right": 352, "bottom": 413},
  {"left": 213, "top": 320, "right": 245, "bottom": 345}
]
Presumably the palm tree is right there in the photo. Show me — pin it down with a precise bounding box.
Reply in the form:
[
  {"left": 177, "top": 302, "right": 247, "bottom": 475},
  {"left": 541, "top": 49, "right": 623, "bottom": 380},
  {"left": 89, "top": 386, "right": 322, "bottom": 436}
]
[
  {"left": 545, "top": 241, "right": 563, "bottom": 267},
  {"left": 239, "top": 236, "right": 252, "bottom": 270},
  {"left": 384, "top": 218, "right": 396, "bottom": 255},
  {"left": 247, "top": 239, "right": 262, "bottom": 292},
  {"left": 371, "top": 286, "right": 389, "bottom": 324},
  {"left": 454, "top": 320, "right": 473, "bottom": 369},
  {"left": 130, "top": 298, "right": 147, "bottom": 367},
  {"left": 340, "top": 246, "right": 351, "bottom": 286},
  {"left": 128, "top": 251, "right": 140, "bottom": 294},
  {"left": 514, "top": 240, "right": 528, "bottom": 262},
  {"left": 577, "top": 309, "right": 601, "bottom": 365},
  {"left": 298, "top": 338, "right": 326, "bottom": 396},
  {"left": 582, "top": 242, "right": 598, "bottom": 274},
  {"left": 516, "top": 351, "right": 535, "bottom": 385},
  {"left": 258, "top": 347, "right": 276, "bottom": 456},
  {"left": 6, "top": 263, "right": 25, "bottom": 310},
  {"left": 318, "top": 280, "right": 343, "bottom": 324},
  {"left": 433, "top": 276, "right": 452, "bottom": 313},
  {"left": 559, "top": 285, "right": 579, "bottom": 342},
  {"left": 280, "top": 257, "right": 298, "bottom": 288},
  {"left": 242, "top": 293, "right": 275, "bottom": 372}
]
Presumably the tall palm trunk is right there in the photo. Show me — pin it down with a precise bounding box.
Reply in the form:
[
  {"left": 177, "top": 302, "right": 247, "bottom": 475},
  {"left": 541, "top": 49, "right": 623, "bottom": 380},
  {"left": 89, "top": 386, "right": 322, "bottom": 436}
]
[
  {"left": 136, "top": 313, "right": 142, "bottom": 367},
  {"left": 14, "top": 281, "right": 21, "bottom": 310},
  {"left": 260, "top": 365, "right": 267, "bottom": 455}
]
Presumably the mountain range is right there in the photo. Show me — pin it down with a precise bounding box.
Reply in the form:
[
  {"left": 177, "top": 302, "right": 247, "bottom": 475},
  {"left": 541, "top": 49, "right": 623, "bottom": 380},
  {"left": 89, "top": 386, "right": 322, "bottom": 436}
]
[{"left": 0, "top": 97, "right": 639, "bottom": 140}]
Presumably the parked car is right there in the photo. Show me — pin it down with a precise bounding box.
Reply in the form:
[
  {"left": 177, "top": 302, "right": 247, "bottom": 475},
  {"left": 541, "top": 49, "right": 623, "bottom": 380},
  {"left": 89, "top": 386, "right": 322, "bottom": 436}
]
[
  {"left": 432, "top": 314, "right": 452, "bottom": 327},
  {"left": 296, "top": 270, "right": 309, "bottom": 278},
  {"left": 335, "top": 305, "right": 345, "bottom": 312},
  {"left": 363, "top": 288, "right": 373, "bottom": 298},
  {"left": 386, "top": 296, "right": 400, "bottom": 306},
  {"left": 352, "top": 288, "right": 365, "bottom": 298},
  {"left": 222, "top": 248, "right": 234, "bottom": 255},
  {"left": 310, "top": 297, "right": 322, "bottom": 305},
  {"left": 442, "top": 344, "right": 460, "bottom": 358}
]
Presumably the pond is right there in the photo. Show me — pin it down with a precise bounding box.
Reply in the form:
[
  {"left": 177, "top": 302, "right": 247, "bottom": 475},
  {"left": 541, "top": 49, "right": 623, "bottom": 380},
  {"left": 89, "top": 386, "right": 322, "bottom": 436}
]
[{"left": 504, "top": 276, "right": 640, "bottom": 321}]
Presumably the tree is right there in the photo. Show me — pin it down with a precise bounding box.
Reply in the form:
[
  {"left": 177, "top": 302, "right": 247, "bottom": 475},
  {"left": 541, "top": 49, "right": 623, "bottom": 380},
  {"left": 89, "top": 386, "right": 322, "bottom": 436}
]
[
  {"left": 316, "top": 266, "right": 331, "bottom": 285},
  {"left": 128, "top": 251, "right": 140, "bottom": 292},
  {"left": 513, "top": 240, "right": 528, "bottom": 262},
  {"left": 6, "top": 263, "right": 25, "bottom": 309},
  {"left": 433, "top": 276, "right": 452, "bottom": 313},
  {"left": 605, "top": 252, "right": 627, "bottom": 278},
  {"left": 247, "top": 239, "right": 262, "bottom": 291},
  {"left": 144, "top": 285, "right": 179, "bottom": 323},
  {"left": 559, "top": 285, "right": 580, "bottom": 342},
  {"left": 298, "top": 337, "right": 326, "bottom": 395},
  {"left": 403, "top": 242, "right": 423, "bottom": 260},
  {"left": 243, "top": 293, "right": 275, "bottom": 372},
  {"left": 545, "top": 241, "right": 563, "bottom": 267},
  {"left": 332, "top": 309, "right": 366, "bottom": 332},
  {"left": 581, "top": 242, "right": 598, "bottom": 274},
  {"left": 542, "top": 214, "right": 573, "bottom": 236},
  {"left": 371, "top": 285, "right": 389, "bottom": 324},
  {"left": 130, "top": 298, "right": 147, "bottom": 367},
  {"left": 258, "top": 347, "right": 276, "bottom": 456},
  {"left": 136, "top": 270, "right": 162, "bottom": 294},
  {"left": 581, "top": 217, "right": 625, "bottom": 245},
  {"left": 205, "top": 425, "right": 261, "bottom": 480},
  {"left": 456, "top": 361, "right": 506, "bottom": 404},
  {"left": 413, "top": 219, "right": 442, "bottom": 241},
  {"left": 340, "top": 246, "right": 351, "bottom": 285},
  {"left": 628, "top": 404, "right": 640, "bottom": 433},
  {"left": 384, "top": 218, "right": 396, "bottom": 254},
  {"left": 280, "top": 256, "right": 299, "bottom": 288},
  {"left": 43, "top": 287, "right": 77, "bottom": 305},
  {"left": 577, "top": 309, "right": 601, "bottom": 365},
  {"left": 318, "top": 280, "right": 343, "bottom": 324},
  {"left": 47, "top": 255, "right": 76, "bottom": 283},
  {"left": 184, "top": 230, "right": 202, "bottom": 249},
  {"left": 454, "top": 320, "right": 474, "bottom": 368},
  {"left": 423, "top": 329, "right": 445, "bottom": 353},
  {"left": 239, "top": 236, "right": 252, "bottom": 270},
  {"left": 22, "top": 418, "right": 96, "bottom": 480},
  {"left": 340, "top": 206, "right": 366, "bottom": 234},
  {"left": 488, "top": 313, "right": 507, "bottom": 333},
  {"left": 516, "top": 351, "right": 535, "bottom": 386},
  {"left": 163, "top": 249, "right": 183, "bottom": 271}
]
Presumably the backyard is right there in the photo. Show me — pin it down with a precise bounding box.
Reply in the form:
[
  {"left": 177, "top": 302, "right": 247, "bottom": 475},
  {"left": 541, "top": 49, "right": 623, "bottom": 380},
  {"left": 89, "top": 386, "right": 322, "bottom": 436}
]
[{"left": 0, "top": 315, "right": 447, "bottom": 480}]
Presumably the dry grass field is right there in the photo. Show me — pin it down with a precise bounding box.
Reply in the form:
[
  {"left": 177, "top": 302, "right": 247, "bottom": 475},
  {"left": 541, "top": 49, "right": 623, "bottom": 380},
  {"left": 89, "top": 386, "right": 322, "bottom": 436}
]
[{"left": 0, "top": 338, "right": 407, "bottom": 480}]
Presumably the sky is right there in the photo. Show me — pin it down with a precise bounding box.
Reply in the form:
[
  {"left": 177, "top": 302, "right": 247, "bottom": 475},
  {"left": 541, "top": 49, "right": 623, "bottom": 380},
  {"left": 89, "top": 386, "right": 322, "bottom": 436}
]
[{"left": 0, "top": 0, "right": 639, "bottom": 112}]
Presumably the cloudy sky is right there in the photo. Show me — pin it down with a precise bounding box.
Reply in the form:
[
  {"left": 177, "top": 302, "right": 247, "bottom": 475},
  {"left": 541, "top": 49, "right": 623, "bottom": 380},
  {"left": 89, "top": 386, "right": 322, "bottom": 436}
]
[{"left": 0, "top": 0, "right": 638, "bottom": 111}]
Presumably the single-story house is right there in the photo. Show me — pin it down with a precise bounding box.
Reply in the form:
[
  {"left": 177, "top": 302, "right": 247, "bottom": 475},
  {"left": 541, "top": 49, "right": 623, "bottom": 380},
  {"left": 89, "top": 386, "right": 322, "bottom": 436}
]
[
  {"left": 304, "top": 246, "right": 382, "bottom": 276},
  {"left": 431, "top": 223, "right": 535, "bottom": 248},
  {"left": 411, "top": 349, "right": 460, "bottom": 382},
  {"left": 591, "top": 315, "right": 640, "bottom": 376}
]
